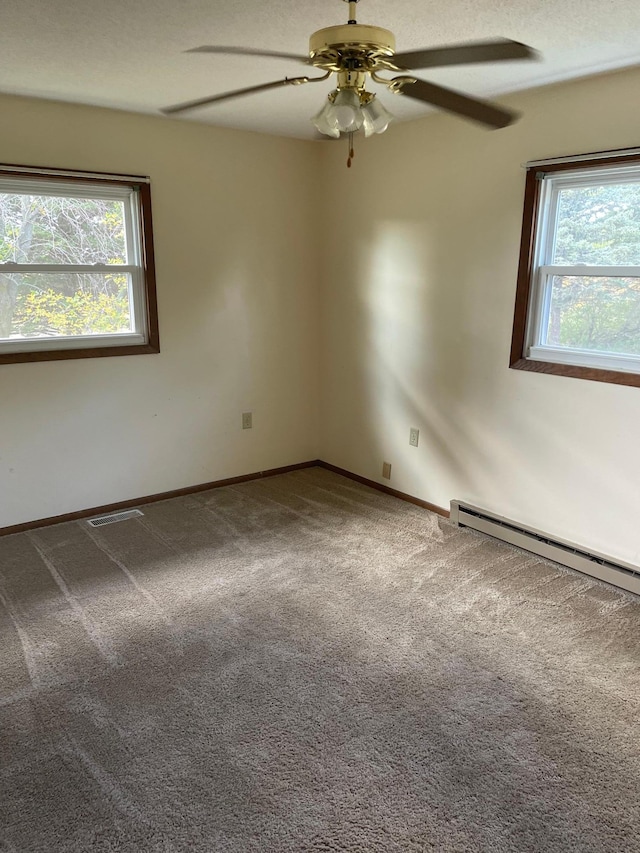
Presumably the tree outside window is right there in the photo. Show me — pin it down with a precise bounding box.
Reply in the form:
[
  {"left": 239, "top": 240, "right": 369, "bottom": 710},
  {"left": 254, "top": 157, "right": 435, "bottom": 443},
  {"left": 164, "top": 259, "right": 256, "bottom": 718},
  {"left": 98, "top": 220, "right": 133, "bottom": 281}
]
[
  {"left": 511, "top": 152, "right": 640, "bottom": 387},
  {"left": 0, "top": 167, "right": 158, "bottom": 364}
]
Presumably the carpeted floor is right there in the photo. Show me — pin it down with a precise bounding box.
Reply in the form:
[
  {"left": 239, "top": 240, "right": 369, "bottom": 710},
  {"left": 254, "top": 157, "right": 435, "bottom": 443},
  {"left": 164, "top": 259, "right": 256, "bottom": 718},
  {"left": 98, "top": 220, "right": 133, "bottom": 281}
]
[{"left": 1, "top": 467, "right": 639, "bottom": 852}]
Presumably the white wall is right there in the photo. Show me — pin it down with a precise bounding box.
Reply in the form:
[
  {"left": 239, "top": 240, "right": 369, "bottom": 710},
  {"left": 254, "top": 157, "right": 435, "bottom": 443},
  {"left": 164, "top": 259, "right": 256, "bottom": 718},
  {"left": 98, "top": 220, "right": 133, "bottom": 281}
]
[
  {"left": 319, "top": 67, "right": 640, "bottom": 567},
  {"left": 0, "top": 94, "right": 321, "bottom": 528}
]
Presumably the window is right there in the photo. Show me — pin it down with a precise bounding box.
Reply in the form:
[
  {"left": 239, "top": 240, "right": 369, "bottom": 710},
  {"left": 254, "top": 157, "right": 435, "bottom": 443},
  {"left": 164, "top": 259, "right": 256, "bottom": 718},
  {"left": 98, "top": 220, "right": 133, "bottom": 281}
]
[
  {"left": 510, "top": 150, "right": 640, "bottom": 387},
  {"left": 0, "top": 165, "right": 159, "bottom": 364}
]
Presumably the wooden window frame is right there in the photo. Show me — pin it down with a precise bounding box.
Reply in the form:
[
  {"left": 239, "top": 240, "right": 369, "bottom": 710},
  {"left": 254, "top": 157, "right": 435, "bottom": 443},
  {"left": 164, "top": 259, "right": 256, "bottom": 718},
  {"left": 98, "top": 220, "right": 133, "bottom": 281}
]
[
  {"left": 0, "top": 164, "right": 159, "bottom": 365},
  {"left": 510, "top": 149, "right": 640, "bottom": 388}
]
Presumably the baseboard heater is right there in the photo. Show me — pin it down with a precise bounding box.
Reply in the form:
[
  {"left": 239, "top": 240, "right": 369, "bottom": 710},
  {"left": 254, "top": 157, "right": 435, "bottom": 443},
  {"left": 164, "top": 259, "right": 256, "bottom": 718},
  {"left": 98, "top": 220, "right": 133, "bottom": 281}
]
[{"left": 450, "top": 501, "right": 640, "bottom": 597}]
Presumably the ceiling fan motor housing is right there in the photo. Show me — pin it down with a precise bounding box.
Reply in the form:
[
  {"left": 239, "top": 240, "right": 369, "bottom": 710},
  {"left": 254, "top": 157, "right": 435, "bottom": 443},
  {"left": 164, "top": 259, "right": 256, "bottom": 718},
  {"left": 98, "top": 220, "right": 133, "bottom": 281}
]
[{"left": 309, "top": 24, "right": 396, "bottom": 70}]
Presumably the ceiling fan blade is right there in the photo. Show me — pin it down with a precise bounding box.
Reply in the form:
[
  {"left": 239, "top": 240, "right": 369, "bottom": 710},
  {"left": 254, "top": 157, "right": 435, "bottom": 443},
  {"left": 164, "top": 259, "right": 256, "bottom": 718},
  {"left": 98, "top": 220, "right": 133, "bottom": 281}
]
[
  {"left": 187, "top": 45, "right": 309, "bottom": 64},
  {"left": 390, "top": 39, "right": 536, "bottom": 71},
  {"left": 162, "top": 78, "right": 300, "bottom": 115},
  {"left": 397, "top": 78, "right": 517, "bottom": 129}
]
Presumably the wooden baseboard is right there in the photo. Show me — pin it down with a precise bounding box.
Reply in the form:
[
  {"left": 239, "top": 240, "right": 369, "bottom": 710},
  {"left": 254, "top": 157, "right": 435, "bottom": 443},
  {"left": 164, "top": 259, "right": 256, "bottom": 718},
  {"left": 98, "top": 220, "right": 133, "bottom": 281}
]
[
  {"left": 316, "top": 461, "right": 449, "bottom": 518},
  {"left": 0, "top": 460, "right": 321, "bottom": 537},
  {"left": 0, "top": 458, "right": 448, "bottom": 537}
]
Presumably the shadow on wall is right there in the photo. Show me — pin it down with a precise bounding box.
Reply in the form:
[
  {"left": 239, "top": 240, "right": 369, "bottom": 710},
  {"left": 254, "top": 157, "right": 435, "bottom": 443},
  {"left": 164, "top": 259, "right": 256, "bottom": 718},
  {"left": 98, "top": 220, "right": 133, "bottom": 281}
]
[{"left": 356, "top": 217, "right": 497, "bottom": 495}]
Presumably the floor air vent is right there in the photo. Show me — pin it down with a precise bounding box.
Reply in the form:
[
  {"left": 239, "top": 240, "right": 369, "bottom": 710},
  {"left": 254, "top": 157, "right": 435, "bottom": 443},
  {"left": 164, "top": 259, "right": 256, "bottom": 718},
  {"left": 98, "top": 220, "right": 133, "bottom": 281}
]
[
  {"left": 87, "top": 509, "right": 144, "bottom": 527},
  {"left": 450, "top": 500, "right": 640, "bottom": 597}
]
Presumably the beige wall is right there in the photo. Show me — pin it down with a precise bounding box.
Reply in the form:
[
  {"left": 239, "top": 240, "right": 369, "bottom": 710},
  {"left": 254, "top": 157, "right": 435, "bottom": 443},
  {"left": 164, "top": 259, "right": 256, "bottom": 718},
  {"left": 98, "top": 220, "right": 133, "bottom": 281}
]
[
  {"left": 3, "top": 69, "right": 640, "bottom": 567},
  {"left": 0, "top": 94, "right": 321, "bottom": 528},
  {"left": 319, "top": 67, "right": 640, "bottom": 567}
]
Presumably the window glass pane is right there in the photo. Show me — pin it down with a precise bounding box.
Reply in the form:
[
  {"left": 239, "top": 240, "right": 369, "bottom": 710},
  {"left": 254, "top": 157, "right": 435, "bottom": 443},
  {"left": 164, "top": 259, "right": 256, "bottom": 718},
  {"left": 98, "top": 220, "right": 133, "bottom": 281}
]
[
  {"left": 544, "top": 275, "right": 640, "bottom": 356},
  {"left": 0, "top": 194, "right": 127, "bottom": 265},
  {"left": 553, "top": 182, "right": 640, "bottom": 265},
  {"left": 0, "top": 272, "right": 132, "bottom": 339}
]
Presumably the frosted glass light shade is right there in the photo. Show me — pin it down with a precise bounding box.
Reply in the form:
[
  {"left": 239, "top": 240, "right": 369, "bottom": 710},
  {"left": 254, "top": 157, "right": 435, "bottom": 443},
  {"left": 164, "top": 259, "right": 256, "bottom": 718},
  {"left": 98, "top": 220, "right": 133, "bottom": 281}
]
[
  {"left": 332, "top": 89, "right": 364, "bottom": 133},
  {"left": 311, "top": 88, "right": 389, "bottom": 139},
  {"left": 311, "top": 100, "right": 340, "bottom": 138},
  {"left": 361, "top": 96, "right": 394, "bottom": 137}
]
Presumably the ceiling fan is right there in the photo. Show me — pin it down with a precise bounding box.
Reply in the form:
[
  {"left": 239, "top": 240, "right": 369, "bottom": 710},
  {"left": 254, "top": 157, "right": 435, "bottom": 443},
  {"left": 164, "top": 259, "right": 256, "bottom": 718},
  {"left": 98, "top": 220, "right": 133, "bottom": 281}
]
[{"left": 163, "top": 0, "right": 537, "bottom": 157}]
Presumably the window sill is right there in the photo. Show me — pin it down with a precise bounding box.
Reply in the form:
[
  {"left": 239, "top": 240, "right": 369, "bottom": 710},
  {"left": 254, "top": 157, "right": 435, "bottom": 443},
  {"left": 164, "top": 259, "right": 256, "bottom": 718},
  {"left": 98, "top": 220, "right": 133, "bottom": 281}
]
[
  {"left": 0, "top": 341, "right": 160, "bottom": 365},
  {"left": 509, "top": 356, "right": 640, "bottom": 387}
]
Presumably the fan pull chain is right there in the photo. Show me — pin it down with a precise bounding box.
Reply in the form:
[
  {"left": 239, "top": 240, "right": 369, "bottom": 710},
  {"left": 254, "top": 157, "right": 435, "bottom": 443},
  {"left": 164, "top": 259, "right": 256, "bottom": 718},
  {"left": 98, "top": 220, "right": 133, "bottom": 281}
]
[{"left": 347, "top": 132, "right": 355, "bottom": 168}]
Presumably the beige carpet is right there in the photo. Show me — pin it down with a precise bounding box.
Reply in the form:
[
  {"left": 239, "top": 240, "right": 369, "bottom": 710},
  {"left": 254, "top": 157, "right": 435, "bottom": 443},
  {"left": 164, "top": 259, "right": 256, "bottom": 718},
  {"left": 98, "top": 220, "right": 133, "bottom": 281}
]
[{"left": 1, "top": 467, "right": 639, "bottom": 852}]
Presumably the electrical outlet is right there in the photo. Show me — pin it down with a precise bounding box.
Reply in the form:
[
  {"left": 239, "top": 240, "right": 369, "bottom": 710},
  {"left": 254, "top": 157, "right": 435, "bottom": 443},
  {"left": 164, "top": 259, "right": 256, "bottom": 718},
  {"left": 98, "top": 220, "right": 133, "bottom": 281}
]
[
  {"left": 242, "top": 412, "right": 252, "bottom": 430},
  {"left": 382, "top": 461, "right": 392, "bottom": 480},
  {"left": 409, "top": 427, "right": 419, "bottom": 447}
]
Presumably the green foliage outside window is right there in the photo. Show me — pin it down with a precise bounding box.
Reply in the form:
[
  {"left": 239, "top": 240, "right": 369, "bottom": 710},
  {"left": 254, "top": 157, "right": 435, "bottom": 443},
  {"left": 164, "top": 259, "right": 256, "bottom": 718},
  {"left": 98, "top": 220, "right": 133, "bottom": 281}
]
[
  {"left": 549, "top": 183, "right": 640, "bottom": 356},
  {"left": 13, "top": 276, "right": 130, "bottom": 337},
  {"left": 0, "top": 193, "right": 131, "bottom": 339}
]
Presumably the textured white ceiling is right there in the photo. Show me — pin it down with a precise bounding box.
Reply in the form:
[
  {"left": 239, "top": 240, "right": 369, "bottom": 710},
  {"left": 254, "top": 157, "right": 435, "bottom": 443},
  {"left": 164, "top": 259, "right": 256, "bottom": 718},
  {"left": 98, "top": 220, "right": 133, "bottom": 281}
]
[{"left": 1, "top": 0, "right": 640, "bottom": 138}]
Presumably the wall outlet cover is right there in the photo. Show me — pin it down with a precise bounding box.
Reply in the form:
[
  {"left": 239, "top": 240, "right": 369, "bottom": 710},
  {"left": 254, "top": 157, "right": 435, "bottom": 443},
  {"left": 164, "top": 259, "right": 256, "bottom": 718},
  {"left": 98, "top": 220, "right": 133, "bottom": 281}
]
[
  {"left": 409, "top": 427, "right": 419, "bottom": 447},
  {"left": 242, "top": 412, "right": 252, "bottom": 430},
  {"left": 382, "top": 461, "right": 392, "bottom": 479}
]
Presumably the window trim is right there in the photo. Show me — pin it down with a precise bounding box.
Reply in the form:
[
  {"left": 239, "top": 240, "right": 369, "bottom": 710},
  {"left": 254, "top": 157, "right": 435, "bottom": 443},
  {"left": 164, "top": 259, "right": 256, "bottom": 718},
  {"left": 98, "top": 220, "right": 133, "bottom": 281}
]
[
  {"left": 0, "top": 164, "right": 159, "bottom": 365},
  {"left": 510, "top": 149, "right": 640, "bottom": 388}
]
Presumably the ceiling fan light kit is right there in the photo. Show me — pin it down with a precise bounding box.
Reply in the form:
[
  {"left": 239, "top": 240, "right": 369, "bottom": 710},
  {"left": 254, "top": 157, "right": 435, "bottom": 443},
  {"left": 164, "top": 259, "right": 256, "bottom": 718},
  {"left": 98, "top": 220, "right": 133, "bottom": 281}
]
[
  {"left": 163, "top": 0, "right": 538, "bottom": 165},
  {"left": 312, "top": 91, "right": 393, "bottom": 139}
]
